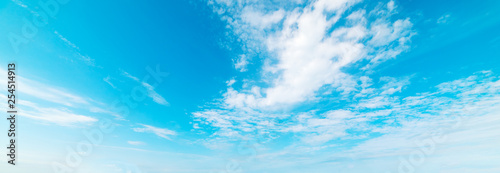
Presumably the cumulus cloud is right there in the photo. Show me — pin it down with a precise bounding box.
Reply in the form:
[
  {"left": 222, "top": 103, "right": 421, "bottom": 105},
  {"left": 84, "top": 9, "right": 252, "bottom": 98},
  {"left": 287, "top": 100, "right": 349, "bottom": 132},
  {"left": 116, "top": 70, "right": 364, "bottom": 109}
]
[
  {"left": 209, "top": 0, "right": 414, "bottom": 111},
  {"left": 194, "top": 0, "right": 415, "bottom": 145}
]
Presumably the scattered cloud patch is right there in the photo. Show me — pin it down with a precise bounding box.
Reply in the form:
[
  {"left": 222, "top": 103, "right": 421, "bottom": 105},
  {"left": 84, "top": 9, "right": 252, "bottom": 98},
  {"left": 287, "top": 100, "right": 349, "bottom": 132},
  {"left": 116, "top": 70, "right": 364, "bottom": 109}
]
[
  {"left": 194, "top": 0, "right": 416, "bottom": 146},
  {"left": 121, "top": 70, "right": 140, "bottom": 82},
  {"left": 142, "top": 82, "right": 169, "bottom": 106},
  {"left": 54, "top": 30, "right": 95, "bottom": 66},
  {"left": 234, "top": 55, "right": 249, "bottom": 72},
  {"left": 437, "top": 14, "right": 451, "bottom": 24},
  {"left": 207, "top": 0, "right": 414, "bottom": 111}
]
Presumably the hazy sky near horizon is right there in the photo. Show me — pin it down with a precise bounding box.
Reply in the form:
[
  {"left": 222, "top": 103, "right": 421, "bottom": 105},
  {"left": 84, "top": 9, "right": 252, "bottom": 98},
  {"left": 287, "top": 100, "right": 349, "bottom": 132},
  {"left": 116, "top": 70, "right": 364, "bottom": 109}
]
[{"left": 1, "top": 0, "right": 500, "bottom": 172}]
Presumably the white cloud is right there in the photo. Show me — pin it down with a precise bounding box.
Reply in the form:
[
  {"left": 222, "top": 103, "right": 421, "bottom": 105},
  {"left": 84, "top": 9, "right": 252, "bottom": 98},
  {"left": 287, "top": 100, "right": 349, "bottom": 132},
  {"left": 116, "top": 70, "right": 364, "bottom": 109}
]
[
  {"left": 234, "top": 54, "right": 249, "bottom": 72},
  {"left": 89, "top": 107, "right": 123, "bottom": 120},
  {"left": 241, "top": 8, "right": 285, "bottom": 30},
  {"left": 207, "top": 0, "right": 414, "bottom": 111},
  {"left": 132, "top": 124, "right": 176, "bottom": 140},
  {"left": 252, "top": 102, "right": 500, "bottom": 172},
  {"left": 0, "top": 68, "right": 91, "bottom": 108},
  {"left": 19, "top": 77, "right": 89, "bottom": 107},
  {"left": 122, "top": 70, "right": 169, "bottom": 106},
  {"left": 103, "top": 76, "right": 117, "bottom": 89},
  {"left": 194, "top": 0, "right": 415, "bottom": 144},
  {"left": 209, "top": 72, "right": 500, "bottom": 172},
  {"left": 379, "top": 76, "right": 410, "bottom": 95},
  {"left": 0, "top": 68, "right": 122, "bottom": 126},
  {"left": 196, "top": 69, "right": 500, "bottom": 148},
  {"left": 11, "top": 0, "right": 28, "bottom": 8},
  {"left": 387, "top": 0, "right": 396, "bottom": 12},
  {"left": 437, "top": 14, "right": 451, "bottom": 24},
  {"left": 142, "top": 82, "right": 169, "bottom": 105},
  {"left": 226, "top": 79, "right": 236, "bottom": 86},
  {"left": 121, "top": 70, "right": 140, "bottom": 82},
  {"left": 356, "top": 96, "right": 392, "bottom": 109},
  {"left": 54, "top": 30, "right": 95, "bottom": 66},
  {"left": 19, "top": 100, "right": 97, "bottom": 126}
]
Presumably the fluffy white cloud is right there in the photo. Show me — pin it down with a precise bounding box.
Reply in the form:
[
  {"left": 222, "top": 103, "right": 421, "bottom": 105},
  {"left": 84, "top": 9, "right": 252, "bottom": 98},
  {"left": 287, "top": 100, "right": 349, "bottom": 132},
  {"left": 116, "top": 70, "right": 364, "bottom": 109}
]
[
  {"left": 234, "top": 54, "right": 250, "bottom": 72},
  {"left": 209, "top": 0, "right": 414, "bottom": 110},
  {"left": 195, "top": 0, "right": 415, "bottom": 145}
]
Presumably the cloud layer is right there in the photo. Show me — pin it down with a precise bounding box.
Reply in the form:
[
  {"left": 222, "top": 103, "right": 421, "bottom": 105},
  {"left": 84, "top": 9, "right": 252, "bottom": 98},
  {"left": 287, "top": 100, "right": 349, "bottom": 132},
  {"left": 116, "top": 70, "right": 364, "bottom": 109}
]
[{"left": 195, "top": 0, "right": 415, "bottom": 145}]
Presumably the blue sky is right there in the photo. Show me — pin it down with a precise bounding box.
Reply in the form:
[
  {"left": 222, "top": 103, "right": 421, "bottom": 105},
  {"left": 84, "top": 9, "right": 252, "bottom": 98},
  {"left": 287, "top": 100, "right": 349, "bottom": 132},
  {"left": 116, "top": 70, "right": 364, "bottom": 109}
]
[{"left": 0, "top": 0, "right": 500, "bottom": 172}]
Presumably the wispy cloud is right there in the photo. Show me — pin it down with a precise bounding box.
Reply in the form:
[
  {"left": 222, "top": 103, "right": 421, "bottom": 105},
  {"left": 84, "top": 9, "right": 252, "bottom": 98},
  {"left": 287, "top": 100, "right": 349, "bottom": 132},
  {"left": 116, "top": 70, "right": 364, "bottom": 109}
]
[
  {"left": 11, "top": 0, "right": 27, "bottom": 8},
  {"left": 141, "top": 82, "right": 169, "bottom": 105},
  {"left": 19, "top": 100, "right": 97, "bottom": 126},
  {"left": 0, "top": 68, "right": 89, "bottom": 107},
  {"left": 121, "top": 70, "right": 140, "bottom": 82},
  {"left": 437, "top": 14, "right": 452, "bottom": 24},
  {"left": 132, "top": 124, "right": 176, "bottom": 140},
  {"left": 54, "top": 30, "right": 95, "bottom": 66},
  {"left": 121, "top": 70, "right": 169, "bottom": 106},
  {"left": 127, "top": 141, "right": 146, "bottom": 145},
  {"left": 89, "top": 107, "right": 124, "bottom": 120},
  {"left": 103, "top": 76, "right": 117, "bottom": 89},
  {"left": 0, "top": 68, "right": 118, "bottom": 126}
]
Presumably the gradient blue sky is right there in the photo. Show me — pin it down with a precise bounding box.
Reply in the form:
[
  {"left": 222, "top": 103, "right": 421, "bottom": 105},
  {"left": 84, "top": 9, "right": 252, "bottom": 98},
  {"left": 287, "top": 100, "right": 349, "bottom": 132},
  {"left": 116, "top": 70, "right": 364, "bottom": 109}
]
[{"left": 1, "top": 0, "right": 500, "bottom": 172}]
